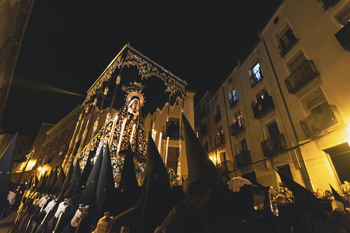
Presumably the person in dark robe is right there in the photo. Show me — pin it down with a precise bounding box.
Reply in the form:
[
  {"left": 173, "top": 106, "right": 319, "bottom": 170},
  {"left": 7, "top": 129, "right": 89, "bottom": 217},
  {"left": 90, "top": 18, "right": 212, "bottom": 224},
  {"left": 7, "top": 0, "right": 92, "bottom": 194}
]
[
  {"left": 113, "top": 146, "right": 141, "bottom": 217},
  {"left": 155, "top": 114, "right": 238, "bottom": 233},
  {"left": 0, "top": 133, "right": 18, "bottom": 221},
  {"left": 276, "top": 170, "right": 350, "bottom": 233},
  {"left": 107, "top": 132, "right": 173, "bottom": 233},
  {"left": 60, "top": 144, "right": 106, "bottom": 233}
]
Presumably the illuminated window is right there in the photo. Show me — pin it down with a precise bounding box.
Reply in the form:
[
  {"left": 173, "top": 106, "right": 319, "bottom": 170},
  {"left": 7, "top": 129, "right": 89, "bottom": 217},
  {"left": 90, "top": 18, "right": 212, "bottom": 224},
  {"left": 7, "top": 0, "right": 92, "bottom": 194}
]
[
  {"left": 229, "top": 88, "right": 238, "bottom": 108},
  {"left": 250, "top": 63, "right": 263, "bottom": 87}
]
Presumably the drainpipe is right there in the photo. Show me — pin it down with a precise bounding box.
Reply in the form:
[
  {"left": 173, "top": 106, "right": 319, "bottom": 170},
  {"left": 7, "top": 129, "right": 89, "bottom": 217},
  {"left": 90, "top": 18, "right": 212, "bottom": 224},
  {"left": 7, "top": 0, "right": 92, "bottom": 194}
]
[
  {"left": 262, "top": 39, "right": 312, "bottom": 191},
  {"left": 221, "top": 86, "right": 237, "bottom": 177}
]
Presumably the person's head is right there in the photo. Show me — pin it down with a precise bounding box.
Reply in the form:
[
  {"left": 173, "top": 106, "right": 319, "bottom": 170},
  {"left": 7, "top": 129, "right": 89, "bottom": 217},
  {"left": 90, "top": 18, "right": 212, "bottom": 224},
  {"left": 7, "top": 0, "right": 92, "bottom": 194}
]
[{"left": 324, "top": 190, "right": 332, "bottom": 197}]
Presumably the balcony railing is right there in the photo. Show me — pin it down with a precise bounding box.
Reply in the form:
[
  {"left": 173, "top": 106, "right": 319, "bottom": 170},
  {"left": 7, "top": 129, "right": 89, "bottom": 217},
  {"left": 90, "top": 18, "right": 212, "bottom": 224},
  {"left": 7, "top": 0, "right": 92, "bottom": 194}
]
[
  {"left": 215, "top": 133, "right": 225, "bottom": 146},
  {"left": 235, "top": 150, "right": 252, "bottom": 169},
  {"left": 215, "top": 111, "right": 221, "bottom": 123},
  {"left": 319, "top": 0, "right": 341, "bottom": 10},
  {"left": 278, "top": 37, "right": 298, "bottom": 57},
  {"left": 300, "top": 104, "right": 341, "bottom": 138},
  {"left": 335, "top": 22, "right": 350, "bottom": 51},
  {"left": 229, "top": 98, "right": 239, "bottom": 108},
  {"left": 252, "top": 95, "right": 275, "bottom": 119},
  {"left": 261, "top": 134, "right": 287, "bottom": 157},
  {"left": 284, "top": 60, "right": 320, "bottom": 94},
  {"left": 250, "top": 70, "right": 263, "bottom": 87},
  {"left": 230, "top": 118, "right": 245, "bottom": 136}
]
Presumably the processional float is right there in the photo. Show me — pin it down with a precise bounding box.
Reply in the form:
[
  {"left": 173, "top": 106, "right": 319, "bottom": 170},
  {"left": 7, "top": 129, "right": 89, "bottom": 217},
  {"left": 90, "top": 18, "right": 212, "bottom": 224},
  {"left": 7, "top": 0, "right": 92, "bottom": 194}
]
[{"left": 11, "top": 44, "right": 187, "bottom": 233}]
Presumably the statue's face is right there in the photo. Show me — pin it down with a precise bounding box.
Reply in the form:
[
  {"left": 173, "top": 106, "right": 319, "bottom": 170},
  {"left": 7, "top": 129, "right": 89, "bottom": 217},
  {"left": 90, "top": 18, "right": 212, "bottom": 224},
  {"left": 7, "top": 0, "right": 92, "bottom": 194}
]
[
  {"left": 129, "top": 99, "right": 139, "bottom": 113},
  {"left": 131, "top": 100, "right": 139, "bottom": 110}
]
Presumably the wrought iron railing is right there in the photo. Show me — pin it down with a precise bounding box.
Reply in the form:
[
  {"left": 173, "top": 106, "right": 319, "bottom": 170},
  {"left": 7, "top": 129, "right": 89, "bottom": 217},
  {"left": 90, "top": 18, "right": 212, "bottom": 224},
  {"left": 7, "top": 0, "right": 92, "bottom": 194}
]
[
  {"left": 215, "top": 133, "right": 225, "bottom": 146},
  {"left": 261, "top": 134, "right": 287, "bottom": 157},
  {"left": 230, "top": 118, "right": 245, "bottom": 136},
  {"left": 335, "top": 22, "right": 350, "bottom": 51},
  {"left": 300, "top": 104, "right": 341, "bottom": 138},
  {"left": 252, "top": 95, "right": 275, "bottom": 119},
  {"left": 319, "top": 0, "right": 341, "bottom": 10},
  {"left": 284, "top": 60, "right": 320, "bottom": 94},
  {"left": 234, "top": 150, "right": 252, "bottom": 169},
  {"left": 278, "top": 37, "right": 298, "bottom": 57}
]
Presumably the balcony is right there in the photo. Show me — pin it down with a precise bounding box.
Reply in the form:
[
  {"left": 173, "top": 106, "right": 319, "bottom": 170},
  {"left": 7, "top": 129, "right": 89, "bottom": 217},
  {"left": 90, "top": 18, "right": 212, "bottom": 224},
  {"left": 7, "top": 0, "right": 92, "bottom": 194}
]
[
  {"left": 319, "top": 0, "right": 340, "bottom": 10},
  {"left": 252, "top": 95, "right": 275, "bottom": 119},
  {"left": 261, "top": 134, "right": 287, "bottom": 157},
  {"left": 230, "top": 118, "right": 245, "bottom": 136},
  {"left": 229, "top": 98, "right": 239, "bottom": 108},
  {"left": 300, "top": 104, "right": 341, "bottom": 138},
  {"left": 250, "top": 70, "right": 263, "bottom": 87},
  {"left": 335, "top": 22, "right": 350, "bottom": 51},
  {"left": 214, "top": 111, "right": 221, "bottom": 123},
  {"left": 284, "top": 60, "right": 320, "bottom": 94},
  {"left": 235, "top": 151, "right": 252, "bottom": 169},
  {"left": 215, "top": 133, "right": 225, "bottom": 146}
]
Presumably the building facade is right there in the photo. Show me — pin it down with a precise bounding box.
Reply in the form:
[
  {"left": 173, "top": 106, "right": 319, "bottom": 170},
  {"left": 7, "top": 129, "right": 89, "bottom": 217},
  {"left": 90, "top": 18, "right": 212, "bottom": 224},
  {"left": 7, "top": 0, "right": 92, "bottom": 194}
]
[
  {"left": 195, "top": 0, "right": 350, "bottom": 192},
  {"left": 0, "top": 0, "right": 35, "bottom": 128}
]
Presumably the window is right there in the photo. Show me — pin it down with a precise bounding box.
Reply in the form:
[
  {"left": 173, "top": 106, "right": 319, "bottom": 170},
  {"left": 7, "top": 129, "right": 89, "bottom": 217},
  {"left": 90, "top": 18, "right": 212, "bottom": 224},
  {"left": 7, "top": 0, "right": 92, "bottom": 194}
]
[
  {"left": 216, "top": 126, "right": 225, "bottom": 145},
  {"left": 268, "top": 122, "right": 280, "bottom": 140},
  {"left": 319, "top": 0, "right": 341, "bottom": 10},
  {"left": 278, "top": 28, "right": 297, "bottom": 57},
  {"left": 200, "top": 121, "right": 207, "bottom": 135},
  {"left": 250, "top": 63, "right": 263, "bottom": 87},
  {"left": 167, "top": 118, "right": 180, "bottom": 140},
  {"left": 216, "top": 105, "right": 220, "bottom": 114},
  {"left": 288, "top": 52, "right": 306, "bottom": 73},
  {"left": 303, "top": 88, "right": 327, "bottom": 112},
  {"left": 254, "top": 88, "right": 270, "bottom": 104},
  {"left": 241, "top": 139, "right": 248, "bottom": 151},
  {"left": 233, "top": 111, "right": 243, "bottom": 126},
  {"left": 219, "top": 152, "right": 226, "bottom": 164},
  {"left": 231, "top": 111, "right": 245, "bottom": 136},
  {"left": 229, "top": 88, "right": 238, "bottom": 107},
  {"left": 335, "top": 6, "right": 350, "bottom": 25}
]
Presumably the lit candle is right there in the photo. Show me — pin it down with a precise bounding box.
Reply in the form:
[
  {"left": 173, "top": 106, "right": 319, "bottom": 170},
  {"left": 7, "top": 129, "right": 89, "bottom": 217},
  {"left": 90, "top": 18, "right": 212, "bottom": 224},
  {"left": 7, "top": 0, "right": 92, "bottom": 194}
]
[
  {"left": 130, "top": 124, "right": 136, "bottom": 144},
  {"left": 158, "top": 132, "right": 162, "bottom": 154},
  {"left": 117, "top": 118, "right": 127, "bottom": 154},
  {"left": 165, "top": 137, "right": 169, "bottom": 165},
  {"left": 109, "top": 114, "right": 119, "bottom": 147}
]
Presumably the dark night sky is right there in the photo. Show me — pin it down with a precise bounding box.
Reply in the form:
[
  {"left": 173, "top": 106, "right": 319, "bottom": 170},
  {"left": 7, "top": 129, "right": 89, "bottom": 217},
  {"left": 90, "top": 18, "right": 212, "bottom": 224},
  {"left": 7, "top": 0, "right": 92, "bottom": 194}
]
[{"left": 3, "top": 0, "right": 283, "bottom": 137}]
